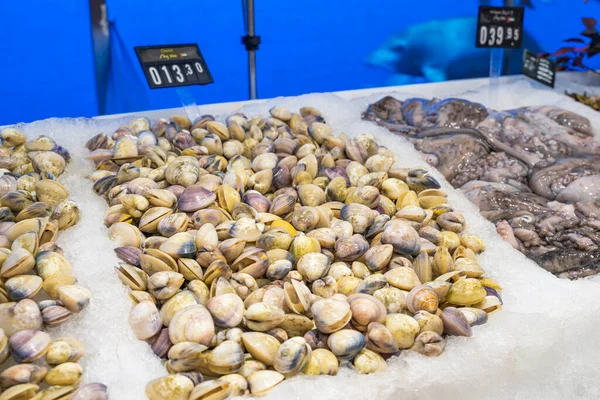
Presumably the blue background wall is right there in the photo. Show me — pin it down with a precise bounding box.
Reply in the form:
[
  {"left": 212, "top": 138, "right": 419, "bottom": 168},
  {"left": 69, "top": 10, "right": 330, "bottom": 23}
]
[{"left": 1, "top": 0, "right": 599, "bottom": 125}]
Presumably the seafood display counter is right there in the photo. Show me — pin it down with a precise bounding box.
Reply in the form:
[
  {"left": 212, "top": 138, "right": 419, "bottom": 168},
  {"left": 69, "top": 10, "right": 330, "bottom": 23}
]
[{"left": 2, "top": 75, "right": 600, "bottom": 400}]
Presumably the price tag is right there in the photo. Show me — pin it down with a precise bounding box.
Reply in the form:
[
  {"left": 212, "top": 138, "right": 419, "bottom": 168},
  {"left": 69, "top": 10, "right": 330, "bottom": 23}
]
[
  {"left": 522, "top": 49, "right": 556, "bottom": 88},
  {"left": 135, "top": 44, "right": 214, "bottom": 89},
  {"left": 476, "top": 6, "right": 524, "bottom": 49}
]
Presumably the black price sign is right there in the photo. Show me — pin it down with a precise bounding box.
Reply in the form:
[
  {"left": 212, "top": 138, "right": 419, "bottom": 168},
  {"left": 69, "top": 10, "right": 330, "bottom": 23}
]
[
  {"left": 522, "top": 49, "right": 555, "bottom": 88},
  {"left": 135, "top": 44, "right": 214, "bottom": 89},
  {"left": 476, "top": 6, "right": 524, "bottom": 48}
]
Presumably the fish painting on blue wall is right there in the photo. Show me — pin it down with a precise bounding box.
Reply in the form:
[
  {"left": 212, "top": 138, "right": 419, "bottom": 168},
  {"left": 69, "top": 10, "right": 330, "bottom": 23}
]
[{"left": 365, "top": 17, "right": 542, "bottom": 85}]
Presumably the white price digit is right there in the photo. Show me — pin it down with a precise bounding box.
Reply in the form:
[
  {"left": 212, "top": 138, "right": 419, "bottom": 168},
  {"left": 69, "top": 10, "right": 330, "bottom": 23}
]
[
  {"left": 479, "top": 26, "right": 488, "bottom": 46},
  {"left": 195, "top": 62, "right": 204, "bottom": 74},
  {"left": 496, "top": 26, "right": 504, "bottom": 45},
  {"left": 161, "top": 65, "right": 173, "bottom": 84},
  {"left": 506, "top": 27, "right": 513, "bottom": 40},
  {"left": 172, "top": 64, "right": 185, "bottom": 83},
  {"left": 514, "top": 28, "right": 520, "bottom": 41},
  {"left": 148, "top": 67, "right": 162, "bottom": 86},
  {"left": 488, "top": 26, "right": 496, "bottom": 46},
  {"left": 185, "top": 64, "right": 194, "bottom": 75}
]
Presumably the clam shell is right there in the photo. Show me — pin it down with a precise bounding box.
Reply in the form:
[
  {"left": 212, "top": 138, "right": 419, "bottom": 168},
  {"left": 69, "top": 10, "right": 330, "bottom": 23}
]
[
  {"left": 247, "top": 370, "right": 284, "bottom": 397},
  {"left": 69, "top": 383, "right": 109, "bottom": 400},
  {"left": 348, "top": 293, "right": 387, "bottom": 331},
  {"left": 245, "top": 303, "right": 285, "bottom": 332},
  {"left": 241, "top": 332, "right": 280, "bottom": 366},
  {"left": 385, "top": 313, "right": 420, "bottom": 349},
  {"left": 145, "top": 374, "right": 194, "bottom": 400},
  {"left": 9, "top": 330, "right": 51, "bottom": 363},
  {"left": 353, "top": 348, "right": 387, "bottom": 374},
  {"left": 189, "top": 379, "right": 231, "bottom": 400},
  {"left": 311, "top": 298, "right": 351, "bottom": 334},
  {"left": 169, "top": 304, "right": 215, "bottom": 346},
  {"left": 129, "top": 300, "right": 163, "bottom": 340},
  {"left": 208, "top": 340, "right": 245, "bottom": 375},
  {"left": 327, "top": 329, "right": 365, "bottom": 360},
  {"left": 273, "top": 336, "right": 311, "bottom": 377},
  {"left": 207, "top": 293, "right": 245, "bottom": 328}
]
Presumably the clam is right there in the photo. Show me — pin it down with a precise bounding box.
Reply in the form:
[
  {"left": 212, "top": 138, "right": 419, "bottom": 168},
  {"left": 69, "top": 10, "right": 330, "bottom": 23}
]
[
  {"left": 51, "top": 200, "right": 80, "bottom": 230},
  {"left": 0, "top": 248, "right": 35, "bottom": 278},
  {"left": 296, "top": 252, "right": 330, "bottom": 282},
  {"left": 108, "top": 222, "right": 144, "bottom": 247},
  {"left": 311, "top": 276, "right": 337, "bottom": 298},
  {"left": 159, "top": 232, "right": 196, "bottom": 259},
  {"left": 385, "top": 313, "right": 420, "bottom": 349},
  {"left": 266, "top": 259, "right": 292, "bottom": 280},
  {"left": 436, "top": 212, "right": 466, "bottom": 233},
  {"left": 9, "top": 330, "right": 51, "bottom": 362},
  {"left": 303, "top": 348, "right": 338, "bottom": 376},
  {"left": 148, "top": 271, "right": 185, "bottom": 300},
  {"left": 0, "top": 300, "right": 42, "bottom": 336},
  {"left": 277, "top": 314, "right": 314, "bottom": 338},
  {"left": 384, "top": 267, "right": 421, "bottom": 291},
  {"left": 365, "top": 322, "right": 398, "bottom": 354},
  {"left": 169, "top": 304, "right": 215, "bottom": 346},
  {"left": 446, "top": 278, "right": 487, "bottom": 306},
  {"left": 69, "top": 383, "right": 109, "bottom": 400},
  {"left": 241, "top": 332, "right": 280, "bottom": 366},
  {"left": 245, "top": 302, "right": 285, "bottom": 331},
  {"left": 115, "top": 263, "right": 148, "bottom": 291},
  {"left": 207, "top": 293, "right": 245, "bottom": 328},
  {"left": 406, "top": 285, "right": 438, "bottom": 314},
  {"left": 157, "top": 212, "right": 188, "bottom": 237},
  {"left": 340, "top": 203, "right": 374, "bottom": 234},
  {"left": 453, "top": 257, "right": 485, "bottom": 278},
  {"left": 290, "top": 206, "right": 320, "bottom": 232},
  {"left": 57, "top": 284, "right": 91, "bottom": 313},
  {"left": 381, "top": 221, "right": 420, "bottom": 255},
  {"left": 327, "top": 329, "right": 365, "bottom": 360},
  {"left": 44, "top": 362, "right": 82, "bottom": 386},
  {"left": 413, "top": 310, "right": 444, "bottom": 335},
  {"left": 5, "top": 275, "right": 42, "bottom": 301},
  {"left": 0, "top": 383, "right": 40, "bottom": 400},
  {"left": 229, "top": 217, "right": 261, "bottom": 242},
  {"left": 353, "top": 348, "right": 387, "bottom": 374},
  {"left": 32, "top": 151, "right": 66, "bottom": 176},
  {"left": 335, "top": 234, "right": 369, "bottom": 262},
  {"left": 160, "top": 291, "right": 198, "bottom": 326},
  {"left": 440, "top": 307, "right": 472, "bottom": 337},
  {"left": 40, "top": 302, "right": 72, "bottom": 327},
  {"left": 145, "top": 374, "right": 194, "bottom": 400},
  {"left": 178, "top": 185, "right": 216, "bottom": 212},
  {"left": 129, "top": 300, "right": 163, "bottom": 340},
  {"left": 364, "top": 244, "right": 393, "bottom": 272},
  {"left": 458, "top": 307, "right": 489, "bottom": 326},
  {"left": 208, "top": 340, "right": 245, "bottom": 375},
  {"left": 311, "top": 298, "right": 351, "bottom": 334},
  {"left": 45, "top": 337, "right": 84, "bottom": 365},
  {"left": 0, "top": 364, "right": 47, "bottom": 390},
  {"left": 247, "top": 370, "right": 284, "bottom": 397},
  {"left": 348, "top": 293, "right": 387, "bottom": 331},
  {"left": 273, "top": 336, "right": 311, "bottom": 377},
  {"left": 167, "top": 342, "right": 208, "bottom": 372},
  {"left": 410, "top": 331, "right": 446, "bottom": 357}
]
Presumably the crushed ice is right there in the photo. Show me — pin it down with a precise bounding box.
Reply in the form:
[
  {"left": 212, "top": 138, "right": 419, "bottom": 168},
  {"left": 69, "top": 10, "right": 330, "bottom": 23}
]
[{"left": 6, "top": 75, "right": 600, "bottom": 399}]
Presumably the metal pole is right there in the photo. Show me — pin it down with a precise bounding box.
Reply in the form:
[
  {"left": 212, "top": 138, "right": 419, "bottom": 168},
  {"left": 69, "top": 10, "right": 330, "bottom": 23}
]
[{"left": 247, "top": 0, "right": 257, "bottom": 100}]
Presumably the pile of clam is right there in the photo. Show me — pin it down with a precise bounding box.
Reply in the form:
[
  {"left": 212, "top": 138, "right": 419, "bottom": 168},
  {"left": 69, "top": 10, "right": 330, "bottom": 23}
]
[
  {"left": 85, "top": 106, "right": 502, "bottom": 399},
  {"left": 0, "top": 128, "right": 107, "bottom": 399}
]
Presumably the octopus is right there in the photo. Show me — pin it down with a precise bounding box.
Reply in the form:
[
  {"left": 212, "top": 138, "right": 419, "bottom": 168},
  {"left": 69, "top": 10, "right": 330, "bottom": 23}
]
[{"left": 363, "top": 95, "right": 600, "bottom": 279}]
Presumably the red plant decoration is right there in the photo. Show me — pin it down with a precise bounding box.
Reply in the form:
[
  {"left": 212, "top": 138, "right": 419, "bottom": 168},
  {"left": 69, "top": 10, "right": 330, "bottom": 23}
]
[{"left": 540, "top": 17, "right": 600, "bottom": 73}]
